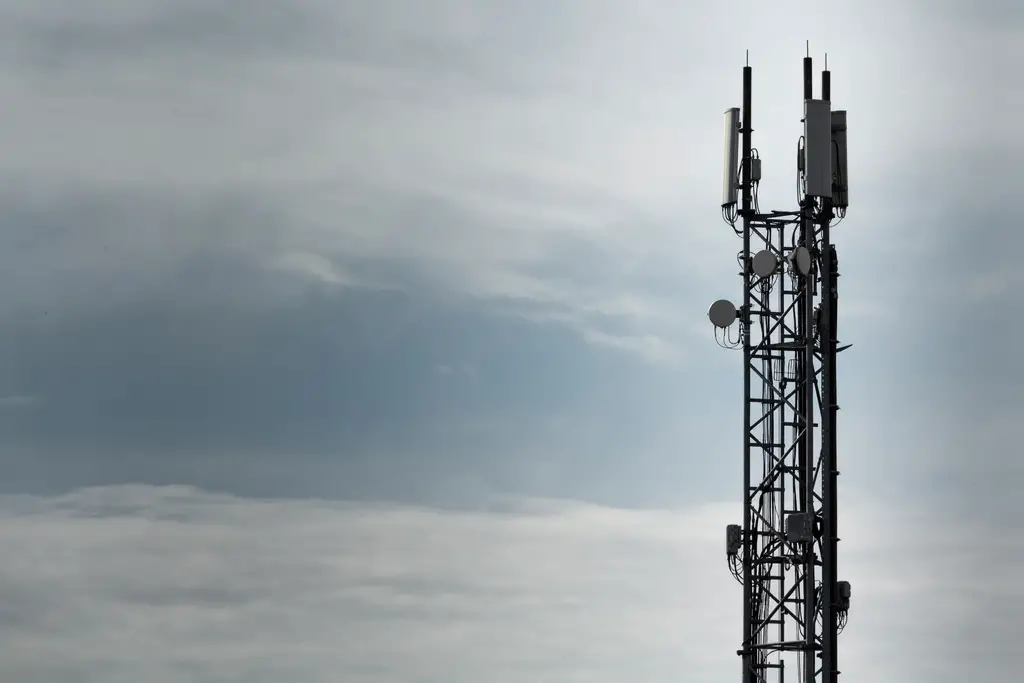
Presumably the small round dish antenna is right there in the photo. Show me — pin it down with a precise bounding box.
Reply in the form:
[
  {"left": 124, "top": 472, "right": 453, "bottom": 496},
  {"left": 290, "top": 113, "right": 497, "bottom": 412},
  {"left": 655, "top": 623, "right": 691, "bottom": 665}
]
[
  {"left": 708, "top": 299, "right": 738, "bottom": 329},
  {"left": 789, "top": 246, "right": 812, "bottom": 276},
  {"left": 752, "top": 250, "right": 778, "bottom": 278}
]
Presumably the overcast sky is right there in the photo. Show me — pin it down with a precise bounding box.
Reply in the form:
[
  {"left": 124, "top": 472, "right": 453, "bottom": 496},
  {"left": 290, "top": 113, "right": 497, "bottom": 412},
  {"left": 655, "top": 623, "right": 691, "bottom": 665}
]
[{"left": 0, "top": 1, "right": 1020, "bottom": 681}]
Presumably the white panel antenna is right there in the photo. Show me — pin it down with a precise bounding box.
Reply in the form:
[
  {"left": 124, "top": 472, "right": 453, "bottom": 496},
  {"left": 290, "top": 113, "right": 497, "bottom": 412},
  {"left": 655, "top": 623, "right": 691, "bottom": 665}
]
[{"left": 722, "top": 108, "right": 741, "bottom": 207}]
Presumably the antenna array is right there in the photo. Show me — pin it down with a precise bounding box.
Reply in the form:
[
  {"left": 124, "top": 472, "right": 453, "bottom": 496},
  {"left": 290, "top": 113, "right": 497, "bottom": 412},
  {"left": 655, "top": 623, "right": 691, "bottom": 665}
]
[{"left": 709, "top": 51, "right": 851, "bottom": 683}]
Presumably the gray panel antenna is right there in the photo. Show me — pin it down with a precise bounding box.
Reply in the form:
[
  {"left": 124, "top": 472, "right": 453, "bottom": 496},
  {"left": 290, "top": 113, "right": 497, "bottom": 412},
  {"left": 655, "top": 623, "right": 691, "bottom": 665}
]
[
  {"left": 722, "top": 108, "right": 741, "bottom": 207},
  {"left": 804, "top": 99, "right": 833, "bottom": 198},
  {"left": 831, "top": 111, "right": 848, "bottom": 208}
]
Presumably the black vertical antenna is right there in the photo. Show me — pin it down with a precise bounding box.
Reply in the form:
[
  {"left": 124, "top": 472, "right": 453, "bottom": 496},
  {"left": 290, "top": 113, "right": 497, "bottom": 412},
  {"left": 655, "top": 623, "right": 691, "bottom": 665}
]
[
  {"left": 799, "top": 49, "right": 817, "bottom": 683},
  {"left": 709, "top": 49, "right": 852, "bottom": 683},
  {"left": 740, "top": 61, "right": 754, "bottom": 683},
  {"left": 820, "top": 58, "right": 841, "bottom": 683}
]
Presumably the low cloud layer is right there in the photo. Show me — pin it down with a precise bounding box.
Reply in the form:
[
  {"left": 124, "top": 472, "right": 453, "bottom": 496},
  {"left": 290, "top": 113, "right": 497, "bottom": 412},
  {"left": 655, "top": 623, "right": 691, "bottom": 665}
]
[{"left": 0, "top": 484, "right": 1016, "bottom": 682}]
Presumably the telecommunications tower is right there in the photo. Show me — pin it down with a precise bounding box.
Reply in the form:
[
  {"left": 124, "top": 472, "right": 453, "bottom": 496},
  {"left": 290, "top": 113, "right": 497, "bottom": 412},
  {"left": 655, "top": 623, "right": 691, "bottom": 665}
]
[{"left": 709, "top": 48, "right": 851, "bottom": 683}]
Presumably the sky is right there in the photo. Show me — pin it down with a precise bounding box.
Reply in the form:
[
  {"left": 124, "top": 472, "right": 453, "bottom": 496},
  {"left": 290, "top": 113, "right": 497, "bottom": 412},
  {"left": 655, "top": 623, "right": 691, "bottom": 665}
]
[{"left": 0, "top": 0, "right": 1020, "bottom": 681}]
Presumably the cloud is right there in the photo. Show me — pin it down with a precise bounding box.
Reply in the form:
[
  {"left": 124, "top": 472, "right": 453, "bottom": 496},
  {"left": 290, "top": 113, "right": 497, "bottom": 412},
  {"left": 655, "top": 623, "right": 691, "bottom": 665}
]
[
  {"left": 0, "top": 484, "right": 1013, "bottom": 682},
  {"left": 0, "top": 1, "right": 1013, "bottom": 516},
  {"left": 434, "top": 363, "right": 476, "bottom": 376},
  {"left": 581, "top": 329, "right": 684, "bottom": 366},
  {"left": 269, "top": 251, "right": 353, "bottom": 287},
  {"left": 0, "top": 395, "right": 38, "bottom": 408},
  {"left": 0, "top": 286, "right": 743, "bottom": 506},
  {"left": 3, "top": 0, "right": 1006, "bottom": 363}
]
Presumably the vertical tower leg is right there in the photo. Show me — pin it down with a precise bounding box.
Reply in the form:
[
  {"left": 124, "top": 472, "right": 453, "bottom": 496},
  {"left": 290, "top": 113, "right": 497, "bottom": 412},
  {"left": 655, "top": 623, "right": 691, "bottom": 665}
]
[
  {"left": 740, "top": 62, "right": 755, "bottom": 683},
  {"left": 820, "top": 66, "right": 840, "bottom": 683},
  {"left": 799, "top": 54, "right": 817, "bottom": 683}
]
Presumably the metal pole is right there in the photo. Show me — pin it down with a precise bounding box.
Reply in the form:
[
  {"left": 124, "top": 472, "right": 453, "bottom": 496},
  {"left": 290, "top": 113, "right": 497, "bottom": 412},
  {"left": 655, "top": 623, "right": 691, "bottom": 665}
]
[
  {"left": 740, "top": 62, "right": 754, "bottom": 683},
  {"left": 820, "top": 66, "right": 840, "bottom": 683},
  {"left": 800, "top": 53, "right": 817, "bottom": 683}
]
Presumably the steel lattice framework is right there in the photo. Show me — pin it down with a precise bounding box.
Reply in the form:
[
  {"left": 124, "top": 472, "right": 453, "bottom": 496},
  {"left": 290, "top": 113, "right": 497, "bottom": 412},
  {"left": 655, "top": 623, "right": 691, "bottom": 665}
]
[{"left": 711, "top": 53, "right": 851, "bottom": 683}]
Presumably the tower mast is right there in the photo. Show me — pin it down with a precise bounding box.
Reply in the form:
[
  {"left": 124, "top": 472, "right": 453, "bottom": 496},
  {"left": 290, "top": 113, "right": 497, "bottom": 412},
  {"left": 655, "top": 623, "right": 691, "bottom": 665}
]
[{"left": 709, "top": 49, "right": 851, "bottom": 683}]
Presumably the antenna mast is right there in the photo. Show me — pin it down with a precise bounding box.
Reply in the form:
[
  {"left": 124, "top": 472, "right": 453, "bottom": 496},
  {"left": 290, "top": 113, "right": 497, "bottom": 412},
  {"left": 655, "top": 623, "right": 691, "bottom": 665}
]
[{"left": 710, "top": 49, "right": 851, "bottom": 683}]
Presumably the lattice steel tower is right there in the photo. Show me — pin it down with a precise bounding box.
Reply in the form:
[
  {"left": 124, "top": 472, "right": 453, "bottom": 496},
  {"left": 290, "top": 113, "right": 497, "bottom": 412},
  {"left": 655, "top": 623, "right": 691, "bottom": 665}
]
[{"left": 708, "top": 49, "right": 852, "bottom": 683}]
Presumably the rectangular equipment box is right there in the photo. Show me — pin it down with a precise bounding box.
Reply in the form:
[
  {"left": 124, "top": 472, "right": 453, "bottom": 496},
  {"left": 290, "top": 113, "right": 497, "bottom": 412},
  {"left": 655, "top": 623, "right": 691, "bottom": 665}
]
[
  {"left": 785, "top": 512, "right": 814, "bottom": 543},
  {"left": 726, "top": 524, "right": 742, "bottom": 556}
]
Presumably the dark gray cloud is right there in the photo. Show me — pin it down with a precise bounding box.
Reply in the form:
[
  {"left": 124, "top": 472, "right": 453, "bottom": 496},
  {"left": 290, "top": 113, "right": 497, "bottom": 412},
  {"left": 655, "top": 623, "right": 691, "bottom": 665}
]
[
  {"left": 0, "top": 0, "right": 1011, "bottom": 512},
  {"left": 0, "top": 304, "right": 725, "bottom": 508},
  {"left": 0, "top": 213, "right": 722, "bottom": 506},
  {"left": 7, "top": 1, "right": 326, "bottom": 65}
]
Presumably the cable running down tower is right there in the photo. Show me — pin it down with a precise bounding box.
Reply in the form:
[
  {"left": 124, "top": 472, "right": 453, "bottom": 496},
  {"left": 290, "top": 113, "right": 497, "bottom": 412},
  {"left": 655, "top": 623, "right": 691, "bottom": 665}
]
[{"left": 708, "top": 49, "right": 852, "bottom": 683}]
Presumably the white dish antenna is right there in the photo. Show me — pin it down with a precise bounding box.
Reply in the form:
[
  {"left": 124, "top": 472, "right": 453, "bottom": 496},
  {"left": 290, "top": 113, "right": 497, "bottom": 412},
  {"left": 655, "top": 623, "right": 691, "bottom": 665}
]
[
  {"left": 708, "top": 299, "right": 738, "bottom": 328},
  {"left": 789, "top": 246, "right": 812, "bottom": 276},
  {"left": 752, "top": 250, "right": 778, "bottom": 278}
]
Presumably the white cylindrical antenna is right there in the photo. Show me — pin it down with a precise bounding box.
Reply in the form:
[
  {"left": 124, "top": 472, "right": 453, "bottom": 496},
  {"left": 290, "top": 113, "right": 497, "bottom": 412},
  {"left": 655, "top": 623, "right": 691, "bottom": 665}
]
[{"left": 722, "top": 108, "right": 741, "bottom": 208}]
